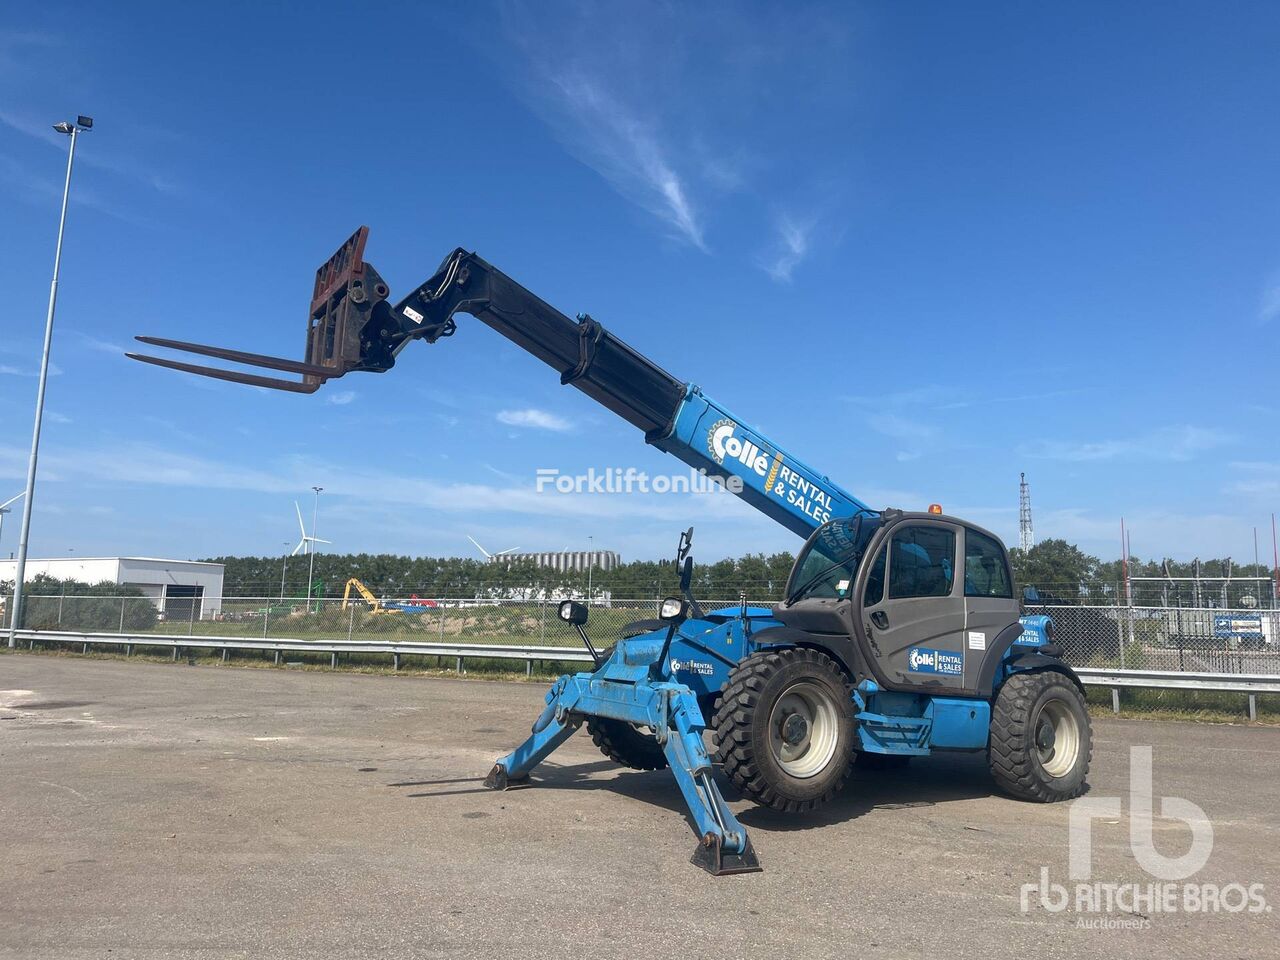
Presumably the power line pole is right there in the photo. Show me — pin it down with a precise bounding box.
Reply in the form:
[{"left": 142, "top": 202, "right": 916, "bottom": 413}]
[
  {"left": 1018, "top": 472, "right": 1034, "bottom": 552},
  {"left": 8, "top": 116, "right": 92, "bottom": 648}
]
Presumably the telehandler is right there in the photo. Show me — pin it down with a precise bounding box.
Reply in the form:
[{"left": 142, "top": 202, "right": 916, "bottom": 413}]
[{"left": 132, "top": 227, "right": 1092, "bottom": 874}]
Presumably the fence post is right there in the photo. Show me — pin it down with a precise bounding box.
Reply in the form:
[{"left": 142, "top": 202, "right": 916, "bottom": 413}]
[
  {"left": 189, "top": 599, "right": 196, "bottom": 636},
  {"left": 439, "top": 606, "right": 445, "bottom": 641},
  {"left": 263, "top": 601, "right": 270, "bottom": 639},
  {"left": 540, "top": 597, "right": 546, "bottom": 644},
  {"left": 119, "top": 597, "right": 126, "bottom": 633},
  {"left": 348, "top": 604, "right": 355, "bottom": 642},
  {"left": 1248, "top": 694, "right": 1257, "bottom": 722},
  {"left": 1111, "top": 688, "right": 1120, "bottom": 714},
  {"left": 58, "top": 594, "right": 64, "bottom": 628}
]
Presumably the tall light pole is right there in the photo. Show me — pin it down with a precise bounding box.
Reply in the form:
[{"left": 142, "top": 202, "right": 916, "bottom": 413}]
[
  {"left": 8, "top": 116, "right": 92, "bottom": 648},
  {"left": 307, "top": 486, "right": 323, "bottom": 610}
]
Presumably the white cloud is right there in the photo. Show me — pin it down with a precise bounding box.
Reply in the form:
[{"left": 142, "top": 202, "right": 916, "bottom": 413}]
[
  {"left": 497, "top": 408, "right": 572, "bottom": 432},
  {"left": 545, "top": 73, "right": 705, "bottom": 249},
  {"left": 1261, "top": 274, "right": 1280, "bottom": 325},
  {"left": 760, "top": 214, "right": 814, "bottom": 282},
  {"left": 865, "top": 412, "right": 936, "bottom": 441},
  {"left": 0, "top": 441, "right": 744, "bottom": 526},
  {"left": 1025, "top": 426, "right": 1231, "bottom": 463},
  {"left": 326, "top": 390, "right": 357, "bottom": 406}
]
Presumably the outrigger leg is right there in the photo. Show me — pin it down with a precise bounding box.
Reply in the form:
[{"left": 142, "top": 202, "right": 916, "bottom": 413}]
[{"left": 484, "top": 672, "right": 761, "bottom": 876}]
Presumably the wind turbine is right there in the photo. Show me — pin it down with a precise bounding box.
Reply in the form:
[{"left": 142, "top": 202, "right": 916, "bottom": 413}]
[
  {"left": 467, "top": 536, "right": 518, "bottom": 562},
  {"left": 293, "top": 501, "right": 330, "bottom": 556},
  {"left": 0, "top": 492, "right": 24, "bottom": 556}
]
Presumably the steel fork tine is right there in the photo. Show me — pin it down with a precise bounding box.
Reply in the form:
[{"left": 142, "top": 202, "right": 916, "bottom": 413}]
[
  {"left": 133, "top": 336, "right": 336, "bottom": 379},
  {"left": 126, "top": 352, "right": 321, "bottom": 393}
]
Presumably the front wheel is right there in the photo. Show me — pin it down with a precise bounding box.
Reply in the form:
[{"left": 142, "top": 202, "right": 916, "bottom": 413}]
[
  {"left": 712, "top": 648, "right": 855, "bottom": 813},
  {"left": 989, "top": 670, "right": 1092, "bottom": 802}
]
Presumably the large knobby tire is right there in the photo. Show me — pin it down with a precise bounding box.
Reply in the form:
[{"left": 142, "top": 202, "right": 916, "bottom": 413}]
[
  {"left": 586, "top": 717, "right": 668, "bottom": 771},
  {"left": 712, "top": 648, "right": 855, "bottom": 813},
  {"left": 989, "top": 670, "right": 1092, "bottom": 802}
]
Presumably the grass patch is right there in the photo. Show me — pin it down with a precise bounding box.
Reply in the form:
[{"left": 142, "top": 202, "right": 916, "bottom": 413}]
[{"left": 1085, "top": 686, "right": 1280, "bottom": 724}]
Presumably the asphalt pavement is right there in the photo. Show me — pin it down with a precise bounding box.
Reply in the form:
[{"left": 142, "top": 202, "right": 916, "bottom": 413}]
[{"left": 1, "top": 653, "right": 1276, "bottom": 959}]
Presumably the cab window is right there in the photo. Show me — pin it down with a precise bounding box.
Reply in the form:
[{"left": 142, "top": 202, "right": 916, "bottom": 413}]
[
  {"left": 964, "top": 528, "right": 1012, "bottom": 598},
  {"left": 888, "top": 526, "right": 955, "bottom": 599},
  {"left": 863, "top": 546, "right": 886, "bottom": 607}
]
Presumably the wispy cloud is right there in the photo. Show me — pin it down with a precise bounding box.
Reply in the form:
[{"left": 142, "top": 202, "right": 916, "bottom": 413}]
[
  {"left": 0, "top": 108, "right": 181, "bottom": 197},
  {"left": 1261, "top": 272, "right": 1280, "bottom": 325},
  {"left": 865, "top": 412, "right": 936, "bottom": 442},
  {"left": 497, "top": 408, "right": 572, "bottom": 432},
  {"left": 326, "top": 390, "right": 357, "bottom": 406},
  {"left": 1025, "top": 426, "right": 1231, "bottom": 463},
  {"left": 1225, "top": 461, "right": 1280, "bottom": 499},
  {"left": 760, "top": 214, "right": 813, "bottom": 282},
  {"left": 545, "top": 73, "right": 705, "bottom": 249},
  {"left": 68, "top": 331, "right": 130, "bottom": 355},
  {"left": 0, "top": 441, "right": 737, "bottom": 525},
  {"left": 1, "top": 361, "right": 63, "bottom": 377}
]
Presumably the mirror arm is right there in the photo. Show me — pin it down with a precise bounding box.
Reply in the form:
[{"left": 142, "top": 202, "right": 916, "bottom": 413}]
[{"left": 575, "top": 623, "right": 604, "bottom": 666}]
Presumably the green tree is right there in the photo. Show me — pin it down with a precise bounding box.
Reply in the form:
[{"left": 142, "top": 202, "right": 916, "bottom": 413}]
[{"left": 1009, "top": 539, "right": 1100, "bottom": 600}]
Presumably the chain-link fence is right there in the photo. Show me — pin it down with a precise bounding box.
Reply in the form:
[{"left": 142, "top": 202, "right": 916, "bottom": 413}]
[
  {"left": 7, "top": 594, "right": 1278, "bottom": 668},
  {"left": 1021, "top": 579, "right": 1278, "bottom": 608},
  {"left": 5, "top": 593, "right": 1275, "bottom": 719},
  {"left": 0, "top": 594, "right": 759, "bottom": 649},
  {"left": 1028, "top": 604, "right": 1279, "bottom": 675}
]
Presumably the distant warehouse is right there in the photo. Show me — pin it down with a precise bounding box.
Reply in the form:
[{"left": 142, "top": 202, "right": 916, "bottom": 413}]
[
  {"left": 506, "top": 550, "right": 620, "bottom": 574},
  {"left": 0, "top": 557, "right": 224, "bottom": 619}
]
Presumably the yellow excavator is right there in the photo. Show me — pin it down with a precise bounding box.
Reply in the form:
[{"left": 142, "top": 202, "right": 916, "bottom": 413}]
[{"left": 341, "top": 578, "right": 401, "bottom": 615}]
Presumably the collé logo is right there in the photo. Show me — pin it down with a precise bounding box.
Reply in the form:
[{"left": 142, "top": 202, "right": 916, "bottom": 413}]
[{"left": 907, "top": 646, "right": 963, "bottom": 675}]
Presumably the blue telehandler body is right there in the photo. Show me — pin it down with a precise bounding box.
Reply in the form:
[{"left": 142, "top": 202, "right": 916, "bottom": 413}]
[{"left": 132, "top": 227, "right": 1093, "bottom": 875}]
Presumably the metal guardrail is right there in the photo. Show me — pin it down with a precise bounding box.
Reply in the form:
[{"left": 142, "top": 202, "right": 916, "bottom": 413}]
[
  {"left": 10, "top": 629, "right": 594, "bottom": 674},
  {"left": 9, "top": 630, "right": 1277, "bottom": 720},
  {"left": 1074, "top": 667, "right": 1279, "bottom": 721}
]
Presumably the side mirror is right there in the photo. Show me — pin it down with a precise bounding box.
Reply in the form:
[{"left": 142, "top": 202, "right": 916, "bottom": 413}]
[
  {"left": 659, "top": 596, "right": 687, "bottom": 623},
  {"left": 558, "top": 600, "right": 588, "bottom": 625}
]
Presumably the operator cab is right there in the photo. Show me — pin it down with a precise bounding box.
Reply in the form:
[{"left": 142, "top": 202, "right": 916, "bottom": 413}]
[{"left": 774, "top": 510, "right": 1021, "bottom": 697}]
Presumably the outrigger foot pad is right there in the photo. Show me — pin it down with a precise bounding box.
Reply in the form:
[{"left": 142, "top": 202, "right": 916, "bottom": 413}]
[
  {"left": 689, "top": 833, "right": 763, "bottom": 876},
  {"left": 483, "top": 763, "right": 529, "bottom": 790}
]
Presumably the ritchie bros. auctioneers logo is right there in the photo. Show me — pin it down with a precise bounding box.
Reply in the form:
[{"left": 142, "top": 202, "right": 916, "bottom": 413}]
[{"left": 1020, "top": 746, "right": 1269, "bottom": 929}]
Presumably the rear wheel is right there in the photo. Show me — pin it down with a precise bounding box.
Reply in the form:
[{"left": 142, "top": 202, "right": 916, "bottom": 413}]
[
  {"left": 712, "top": 648, "right": 855, "bottom": 812},
  {"left": 586, "top": 717, "right": 668, "bottom": 771},
  {"left": 989, "top": 670, "right": 1091, "bottom": 802}
]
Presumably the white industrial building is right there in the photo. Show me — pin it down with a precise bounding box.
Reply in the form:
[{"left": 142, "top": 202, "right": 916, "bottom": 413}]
[
  {"left": 0, "top": 557, "right": 224, "bottom": 619},
  {"left": 505, "top": 550, "right": 621, "bottom": 573}
]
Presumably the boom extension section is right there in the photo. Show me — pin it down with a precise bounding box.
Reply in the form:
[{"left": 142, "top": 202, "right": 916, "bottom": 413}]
[{"left": 131, "top": 227, "right": 867, "bottom": 538}]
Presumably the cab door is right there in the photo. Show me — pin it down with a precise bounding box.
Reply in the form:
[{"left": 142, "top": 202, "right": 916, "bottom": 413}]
[
  {"left": 859, "top": 520, "right": 969, "bottom": 693},
  {"left": 961, "top": 524, "right": 1020, "bottom": 666}
]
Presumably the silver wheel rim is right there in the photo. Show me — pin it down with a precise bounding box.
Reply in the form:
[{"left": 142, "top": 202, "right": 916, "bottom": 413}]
[
  {"left": 1033, "top": 696, "right": 1080, "bottom": 778},
  {"left": 767, "top": 680, "right": 840, "bottom": 779}
]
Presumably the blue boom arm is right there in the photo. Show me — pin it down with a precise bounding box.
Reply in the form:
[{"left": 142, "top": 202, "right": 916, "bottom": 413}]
[{"left": 131, "top": 232, "right": 868, "bottom": 538}]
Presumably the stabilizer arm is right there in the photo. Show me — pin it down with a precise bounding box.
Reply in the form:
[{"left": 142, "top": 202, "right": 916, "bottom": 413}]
[{"left": 483, "top": 671, "right": 761, "bottom": 876}]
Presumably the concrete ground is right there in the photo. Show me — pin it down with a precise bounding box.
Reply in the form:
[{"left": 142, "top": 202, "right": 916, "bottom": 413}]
[{"left": 1, "top": 653, "right": 1276, "bottom": 960}]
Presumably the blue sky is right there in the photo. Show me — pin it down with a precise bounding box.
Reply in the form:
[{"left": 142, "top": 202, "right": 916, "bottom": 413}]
[{"left": 1, "top": 2, "right": 1278, "bottom": 567}]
